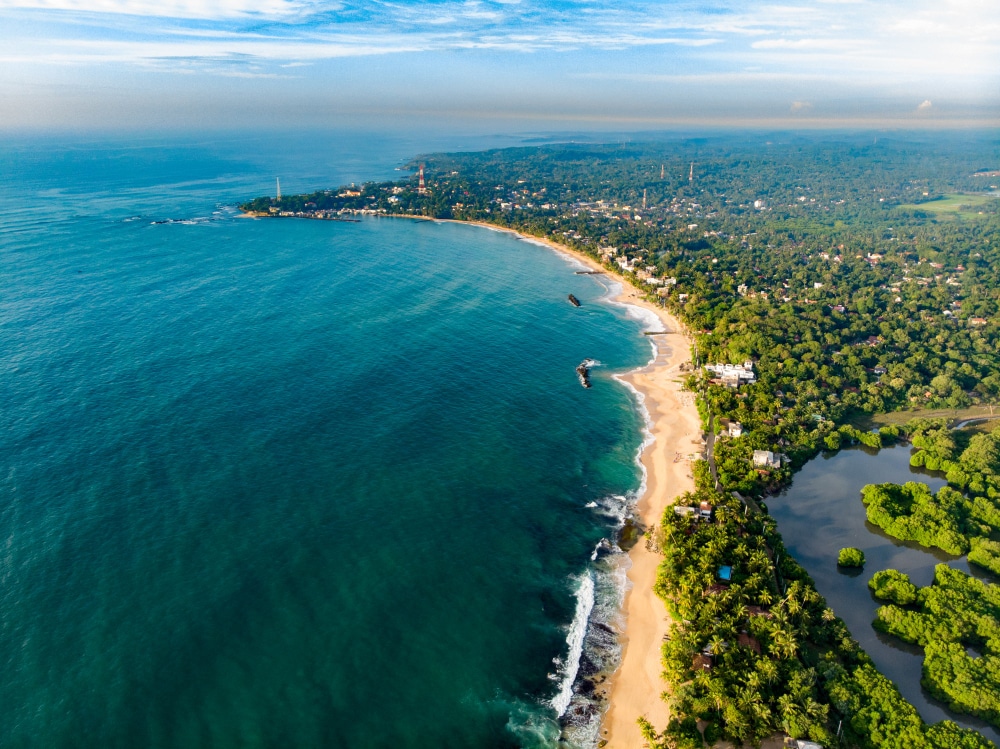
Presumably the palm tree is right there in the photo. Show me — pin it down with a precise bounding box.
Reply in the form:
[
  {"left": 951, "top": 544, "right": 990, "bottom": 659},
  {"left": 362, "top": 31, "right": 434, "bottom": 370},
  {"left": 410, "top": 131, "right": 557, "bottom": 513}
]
[
  {"left": 708, "top": 633, "right": 728, "bottom": 655},
  {"left": 756, "top": 658, "right": 779, "bottom": 684},
  {"left": 778, "top": 693, "right": 802, "bottom": 733},
  {"left": 804, "top": 697, "right": 828, "bottom": 724},
  {"left": 749, "top": 549, "right": 770, "bottom": 572},
  {"left": 770, "top": 627, "right": 799, "bottom": 660},
  {"left": 732, "top": 601, "right": 749, "bottom": 622},
  {"left": 706, "top": 677, "right": 727, "bottom": 712}
]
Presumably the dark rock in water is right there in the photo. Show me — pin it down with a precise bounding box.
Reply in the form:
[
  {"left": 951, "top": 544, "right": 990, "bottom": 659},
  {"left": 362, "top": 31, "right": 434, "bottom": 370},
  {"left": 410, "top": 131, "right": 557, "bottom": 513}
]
[
  {"left": 576, "top": 361, "right": 592, "bottom": 388},
  {"left": 592, "top": 538, "right": 612, "bottom": 559},
  {"left": 618, "top": 517, "right": 644, "bottom": 551},
  {"left": 590, "top": 621, "right": 615, "bottom": 637},
  {"left": 568, "top": 293, "right": 581, "bottom": 307},
  {"left": 559, "top": 701, "right": 599, "bottom": 728},
  {"left": 577, "top": 653, "right": 600, "bottom": 677}
]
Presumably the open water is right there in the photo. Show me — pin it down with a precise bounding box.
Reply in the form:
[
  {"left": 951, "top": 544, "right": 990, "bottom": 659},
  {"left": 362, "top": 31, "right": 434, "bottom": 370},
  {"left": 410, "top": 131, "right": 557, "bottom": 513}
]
[{"left": 0, "top": 133, "right": 655, "bottom": 748}]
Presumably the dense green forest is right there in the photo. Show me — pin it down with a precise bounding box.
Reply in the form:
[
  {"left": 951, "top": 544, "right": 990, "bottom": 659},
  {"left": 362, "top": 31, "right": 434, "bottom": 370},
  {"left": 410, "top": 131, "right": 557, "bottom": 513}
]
[
  {"left": 639, "top": 472, "right": 993, "bottom": 748},
  {"left": 873, "top": 565, "right": 1000, "bottom": 729},
  {"left": 243, "top": 132, "right": 1000, "bottom": 748}
]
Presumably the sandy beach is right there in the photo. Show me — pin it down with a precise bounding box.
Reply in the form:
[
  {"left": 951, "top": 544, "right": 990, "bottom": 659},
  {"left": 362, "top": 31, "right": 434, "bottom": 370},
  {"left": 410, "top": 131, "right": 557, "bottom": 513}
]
[
  {"left": 440, "top": 221, "right": 700, "bottom": 747},
  {"left": 599, "top": 286, "right": 699, "bottom": 748}
]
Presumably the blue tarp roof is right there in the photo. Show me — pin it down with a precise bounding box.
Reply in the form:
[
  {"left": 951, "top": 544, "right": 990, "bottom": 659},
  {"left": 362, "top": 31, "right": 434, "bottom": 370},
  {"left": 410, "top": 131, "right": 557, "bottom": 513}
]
[{"left": 718, "top": 565, "right": 733, "bottom": 581}]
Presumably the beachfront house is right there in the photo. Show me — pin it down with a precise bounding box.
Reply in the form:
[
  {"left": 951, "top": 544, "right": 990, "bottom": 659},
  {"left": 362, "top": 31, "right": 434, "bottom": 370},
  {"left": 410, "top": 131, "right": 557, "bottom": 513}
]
[
  {"left": 752, "top": 450, "right": 781, "bottom": 469},
  {"left": 705, "top": 361, "right": 756, "bottom": 388}
]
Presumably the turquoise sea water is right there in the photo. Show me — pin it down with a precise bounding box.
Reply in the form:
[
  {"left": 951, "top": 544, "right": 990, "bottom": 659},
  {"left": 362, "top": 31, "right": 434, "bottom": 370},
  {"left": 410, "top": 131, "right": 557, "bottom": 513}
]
[{"left": 0, "top": 134, "right": 654, "bottom": 747}]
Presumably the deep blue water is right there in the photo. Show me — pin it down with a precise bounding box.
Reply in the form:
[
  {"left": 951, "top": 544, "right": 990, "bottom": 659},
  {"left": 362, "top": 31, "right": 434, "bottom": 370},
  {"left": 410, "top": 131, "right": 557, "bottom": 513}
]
[{"left": 0, "top": 133, "right": 654, "bottom": 748}]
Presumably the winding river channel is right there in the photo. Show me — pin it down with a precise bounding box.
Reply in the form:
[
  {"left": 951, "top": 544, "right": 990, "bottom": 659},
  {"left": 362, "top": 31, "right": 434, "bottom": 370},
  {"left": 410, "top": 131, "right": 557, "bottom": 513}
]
[{"left": 768, "top": 444, "right": 1000, "bottom": 745}]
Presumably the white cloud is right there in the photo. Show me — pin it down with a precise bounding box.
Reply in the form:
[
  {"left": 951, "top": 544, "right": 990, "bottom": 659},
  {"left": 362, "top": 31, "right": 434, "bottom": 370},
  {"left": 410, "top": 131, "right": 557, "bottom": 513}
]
[
  {"left": 0, "top": 0, "right": 309, "bottom": 19},
  {"left": 751, "top": 37, "right": 864, "bottom": 51},
  {"left": 0, "top": 0, "right": 997, "bottom": 113},
  {"left": 917, "top": 99, "right": 933, "bottom": 110}
]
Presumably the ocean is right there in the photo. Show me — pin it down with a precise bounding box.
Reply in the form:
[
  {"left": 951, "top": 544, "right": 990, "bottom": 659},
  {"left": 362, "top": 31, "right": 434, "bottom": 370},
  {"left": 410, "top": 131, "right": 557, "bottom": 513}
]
[{"left": 0, "top": 131, "right": 654, "bottom": 748}]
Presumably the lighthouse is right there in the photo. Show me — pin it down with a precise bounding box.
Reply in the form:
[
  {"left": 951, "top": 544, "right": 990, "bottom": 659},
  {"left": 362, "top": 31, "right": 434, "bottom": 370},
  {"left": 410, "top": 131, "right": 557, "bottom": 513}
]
[{"left": 418, "top": 165, "right": 427, "bottom": 194}]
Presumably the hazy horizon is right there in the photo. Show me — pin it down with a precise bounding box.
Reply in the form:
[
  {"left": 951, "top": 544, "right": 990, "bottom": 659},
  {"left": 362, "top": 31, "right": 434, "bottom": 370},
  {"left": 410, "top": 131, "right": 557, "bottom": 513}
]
[{"left": 2, "top": 0, "right": 998, "bottom": 133}]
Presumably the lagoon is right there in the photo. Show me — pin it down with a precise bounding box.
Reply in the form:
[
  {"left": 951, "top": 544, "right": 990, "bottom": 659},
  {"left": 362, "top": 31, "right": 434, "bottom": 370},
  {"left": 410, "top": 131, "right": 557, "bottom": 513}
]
[{"left": 769, "top": 445, "right": 1000, "bottom": 744}]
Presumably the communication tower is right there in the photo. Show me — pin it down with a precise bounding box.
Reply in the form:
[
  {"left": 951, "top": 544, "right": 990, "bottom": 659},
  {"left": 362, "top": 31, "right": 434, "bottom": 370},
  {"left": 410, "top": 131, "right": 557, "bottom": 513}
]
[
  {"left": 642, "top": 189, "right": 647, "bottom": 210},
  {"left": 660, "top": 164, "right": 665, "bottom": 179},
  {"left": 276, "top": 178, "right": 282, "bottom": 200},
  {"left": 689, "top": 163, "right": 694, "bottom": 182}
]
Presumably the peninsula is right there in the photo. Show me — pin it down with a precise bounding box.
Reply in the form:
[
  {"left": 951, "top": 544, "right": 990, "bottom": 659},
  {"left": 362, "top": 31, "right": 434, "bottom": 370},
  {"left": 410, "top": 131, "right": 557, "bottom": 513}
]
[{"left": 242, "top": 133, "right": 1000, "bottom": 749}]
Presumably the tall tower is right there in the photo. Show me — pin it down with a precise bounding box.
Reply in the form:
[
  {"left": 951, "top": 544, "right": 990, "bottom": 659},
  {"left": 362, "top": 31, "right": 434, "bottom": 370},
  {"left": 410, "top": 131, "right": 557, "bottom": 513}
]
[
  {"left": 660, "top": 164, "right": 665, "bottom": 179},
  {"left": 689, "top": 163, "right": 694, "bottom": 182},
  {"left": 642, "top": 189, "right": 647, "bottom": 210},
  {"left": 276, "top": 178, "right": 282, "bottom": 200},
  {"left": 418, "top": 165, "right": 426, "bottom": 194}
]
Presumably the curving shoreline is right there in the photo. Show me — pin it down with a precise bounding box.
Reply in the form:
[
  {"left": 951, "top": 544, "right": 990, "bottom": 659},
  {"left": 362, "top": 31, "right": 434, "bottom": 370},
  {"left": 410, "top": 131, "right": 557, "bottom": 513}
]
[
  {"left": 599, "top": 291, "right": 699, "bottom": 747},
  {"left": 244, "top": 210, "right": 701, "bottom": 745},
  {"left": 431, "top": 219, "right": 701, "bottom": 747}
]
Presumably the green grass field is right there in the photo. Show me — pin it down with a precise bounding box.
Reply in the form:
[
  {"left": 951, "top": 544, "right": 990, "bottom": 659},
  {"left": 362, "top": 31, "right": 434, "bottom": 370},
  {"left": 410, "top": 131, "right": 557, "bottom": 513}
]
[
  {"left": 851, "top": 405, "right": 1000, "bottom": 432},
  {"left": 899, "top": 193, "right": 998, "bottom": 219}
]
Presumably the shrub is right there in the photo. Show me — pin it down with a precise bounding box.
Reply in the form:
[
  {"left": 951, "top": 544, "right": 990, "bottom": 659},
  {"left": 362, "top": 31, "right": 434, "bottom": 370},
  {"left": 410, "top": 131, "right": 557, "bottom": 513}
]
[
  {"left": 869, "top": 569, "right": 918, "bottom": 605},
  {"left": 838, "top": 547, "right": 865, "bottom": 567}
]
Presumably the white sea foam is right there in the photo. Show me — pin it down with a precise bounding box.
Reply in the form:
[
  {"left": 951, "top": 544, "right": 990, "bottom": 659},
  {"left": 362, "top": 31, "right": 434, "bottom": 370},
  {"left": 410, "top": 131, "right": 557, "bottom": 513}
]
[
  {"left": 521, "top": 237, "right": 591, "bottom": 272},
  {"left": 622, "top": 303, "right": 665, "bottom": 334},
  {"left": 511, "top": 227, "right": 665, "bottom": 747},
  {"left": 612, "top": 375, "right": 655, "bottom": 502},
  {"left": 551, "top": 572, "right": 595, "bottom": 717},
  {"left": 588, "top": 493, "right": 630, "bottom": 523},
  {"left": 557, "top": 530, "right": 633, "bottom": 748}
]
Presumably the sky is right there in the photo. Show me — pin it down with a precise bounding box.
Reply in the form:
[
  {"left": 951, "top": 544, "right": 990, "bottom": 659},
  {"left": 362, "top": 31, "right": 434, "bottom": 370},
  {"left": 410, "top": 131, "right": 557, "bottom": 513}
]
[{"left": 1, "top": 0, "right": 998, "bottom": 131}]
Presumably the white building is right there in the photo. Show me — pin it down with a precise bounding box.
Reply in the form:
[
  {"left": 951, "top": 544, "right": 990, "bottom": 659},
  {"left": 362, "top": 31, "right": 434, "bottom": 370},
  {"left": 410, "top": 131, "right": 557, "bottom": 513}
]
[
  {"left": 705, "top": 361, "right": 756, "bottom": 387},
  {"left": 753, "top": 450, "right": 781, "bottom": 469}
]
